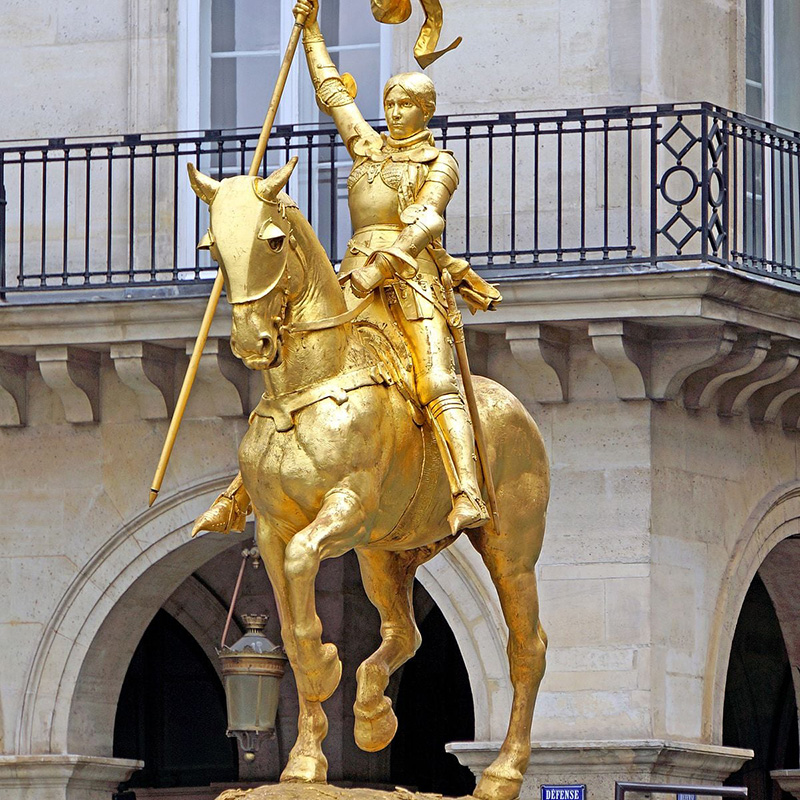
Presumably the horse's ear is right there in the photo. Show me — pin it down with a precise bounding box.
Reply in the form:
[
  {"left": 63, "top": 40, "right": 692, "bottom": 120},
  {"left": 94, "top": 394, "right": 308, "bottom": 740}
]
[
  {"left": 187, "top": 163, "right": 220, "bottom": 205},
  {"left": 255, "top": 157, "right": 298, "bottom": 202}
]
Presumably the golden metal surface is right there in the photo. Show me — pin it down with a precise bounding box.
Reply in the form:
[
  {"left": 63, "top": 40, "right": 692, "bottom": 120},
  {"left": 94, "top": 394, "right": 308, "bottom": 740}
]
[
  {"left": 370, "top": 0, "right": 462, "bottom": 67},
  {"left": 187, "top": 5, "right": 549, "bottom": 799},
  {"left": 189, "top": 110, "right": 547, "bottom": 800}
]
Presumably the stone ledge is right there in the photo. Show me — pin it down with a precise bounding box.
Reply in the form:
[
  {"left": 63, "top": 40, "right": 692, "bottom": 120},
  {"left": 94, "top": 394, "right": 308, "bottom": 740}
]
[
  {"left": 0, "top": 755, "right": 142, "bottom": 800},
  {"left": 2, "top": 267, "right": 800, "bottom": 351},
  {"left": 771, "top": 770, "right": 800, "bottom": 800},
  {"left": 447, "top": 741, "right": 753, "bottom": 800}
]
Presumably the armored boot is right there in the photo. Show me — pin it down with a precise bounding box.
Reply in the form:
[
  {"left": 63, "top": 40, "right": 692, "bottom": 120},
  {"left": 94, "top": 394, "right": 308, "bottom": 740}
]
[
  {"left": 427, "top": 392, "right": 489, "bottom": 534},
  {"left": 191, "top": 472, "right": 252, "bottom": 537}
]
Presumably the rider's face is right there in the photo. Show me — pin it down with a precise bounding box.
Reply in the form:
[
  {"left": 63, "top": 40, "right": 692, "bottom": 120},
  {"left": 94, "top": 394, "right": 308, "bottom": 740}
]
[{"left": 384, "top": 86, "right": 426, "bottom": 140}]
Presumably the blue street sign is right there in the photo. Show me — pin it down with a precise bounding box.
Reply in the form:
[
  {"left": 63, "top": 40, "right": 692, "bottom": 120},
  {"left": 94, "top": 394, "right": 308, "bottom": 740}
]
[
  {"left": 542, "top": 785, "right": 586, "bottom": 800},
  {"left": 677, "top": 794, "right": 696, "bottom": 800}
]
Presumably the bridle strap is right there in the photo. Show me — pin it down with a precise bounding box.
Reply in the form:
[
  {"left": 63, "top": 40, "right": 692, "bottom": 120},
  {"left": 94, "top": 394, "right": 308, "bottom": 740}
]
[{"left": 282, "top": 292, "right": 374, "bottom": 334}]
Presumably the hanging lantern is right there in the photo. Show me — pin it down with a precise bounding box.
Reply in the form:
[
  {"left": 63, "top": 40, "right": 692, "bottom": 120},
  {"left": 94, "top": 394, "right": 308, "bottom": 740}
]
[{"left": 218, "top": 613, "right": 287, "bottom": 761}]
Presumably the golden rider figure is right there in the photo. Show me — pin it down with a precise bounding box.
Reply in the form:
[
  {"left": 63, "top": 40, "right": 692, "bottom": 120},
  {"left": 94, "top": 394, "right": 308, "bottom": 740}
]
[{"left": 193, "top": 0, "right": 502, "bottom": 537}]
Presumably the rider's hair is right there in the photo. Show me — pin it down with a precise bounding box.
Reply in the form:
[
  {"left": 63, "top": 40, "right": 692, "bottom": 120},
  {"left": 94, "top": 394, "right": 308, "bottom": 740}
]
[{"left": 383, "top": 72, "right": 437, "bottom": 124}]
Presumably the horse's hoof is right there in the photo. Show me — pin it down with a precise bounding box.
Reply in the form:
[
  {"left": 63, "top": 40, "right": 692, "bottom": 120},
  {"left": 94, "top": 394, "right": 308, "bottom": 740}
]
[
  {"left": 353, "top": 696, "right": 398, "bottom": 752},
  {"left": 298, "top": 642, "right": 342, "bottom": 702},
  {"left": 474, "top": 765, "right": 523, "bottom": 800},
  {"left": 280, "top": 754, "right": 328, "bottom": 784}
]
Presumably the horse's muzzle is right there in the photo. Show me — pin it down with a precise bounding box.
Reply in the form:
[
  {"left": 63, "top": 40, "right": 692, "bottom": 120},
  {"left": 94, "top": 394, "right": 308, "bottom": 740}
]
[
  {"left": 230, "top": 311, "right": 283, "bottom": 369},
  {"left": 231, "top": 332, "right": 282, "bottom": 370}
]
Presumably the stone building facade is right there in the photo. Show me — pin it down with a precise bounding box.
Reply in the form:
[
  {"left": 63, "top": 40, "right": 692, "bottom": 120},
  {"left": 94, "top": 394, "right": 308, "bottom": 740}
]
[{"left": 1, "top": 1, "right": 800, "bottom": 799}]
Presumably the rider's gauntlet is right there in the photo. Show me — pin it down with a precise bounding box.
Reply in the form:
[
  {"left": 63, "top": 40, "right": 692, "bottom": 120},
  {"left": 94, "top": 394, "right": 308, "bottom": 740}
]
[{"left": 393, "top": 203, "right": 445, "bottom": 259}]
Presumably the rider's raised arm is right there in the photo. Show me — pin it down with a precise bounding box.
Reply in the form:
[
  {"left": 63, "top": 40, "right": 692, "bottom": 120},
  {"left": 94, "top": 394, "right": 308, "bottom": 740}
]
[{"left": 296, "top": 1, "right": 380, "bottom": 157}]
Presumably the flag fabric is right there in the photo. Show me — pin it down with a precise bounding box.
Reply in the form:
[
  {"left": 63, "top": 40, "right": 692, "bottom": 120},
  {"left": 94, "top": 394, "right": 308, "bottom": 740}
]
[{"left": 370, "top": 0, "right": 462, "bottom": 68}]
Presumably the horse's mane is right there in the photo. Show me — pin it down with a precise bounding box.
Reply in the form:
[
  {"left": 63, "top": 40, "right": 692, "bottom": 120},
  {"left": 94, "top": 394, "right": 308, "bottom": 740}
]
[{"left": 282, "top": 199, "right": 340, "bottom": 287}]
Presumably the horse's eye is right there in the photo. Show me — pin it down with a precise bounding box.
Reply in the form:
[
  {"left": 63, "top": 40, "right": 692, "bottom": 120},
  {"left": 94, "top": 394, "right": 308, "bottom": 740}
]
[{"left": 258, "top": 221, "right": 286, "bottom": 252}]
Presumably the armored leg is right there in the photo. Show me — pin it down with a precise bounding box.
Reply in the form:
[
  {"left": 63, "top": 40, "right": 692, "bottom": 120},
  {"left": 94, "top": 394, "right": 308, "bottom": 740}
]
[
  {"left": 191, "top": 472, "right": 252, "bottom": 537},
  {"left": 426, "top": 392, "right": 489, "bottom": 534}
]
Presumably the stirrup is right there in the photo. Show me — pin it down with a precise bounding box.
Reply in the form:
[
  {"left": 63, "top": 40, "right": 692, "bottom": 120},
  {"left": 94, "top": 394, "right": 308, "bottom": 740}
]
[
  {"left": 191, "top": 492, "right": 248, "bottom": 537},
  {"left": 447, "top": 492, "right": 489, "bottom": 534}
]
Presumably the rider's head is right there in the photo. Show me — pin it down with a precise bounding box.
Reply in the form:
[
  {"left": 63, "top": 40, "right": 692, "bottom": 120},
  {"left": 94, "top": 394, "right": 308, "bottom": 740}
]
[{"left": 383, "top": 72, "right": 436, "bottom": 139}]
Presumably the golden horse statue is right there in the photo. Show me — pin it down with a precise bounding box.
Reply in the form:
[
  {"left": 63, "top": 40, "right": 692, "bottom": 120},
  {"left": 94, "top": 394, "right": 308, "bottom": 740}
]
[{"left": 187, "top": 158, "right": 549, "bottom": 800}]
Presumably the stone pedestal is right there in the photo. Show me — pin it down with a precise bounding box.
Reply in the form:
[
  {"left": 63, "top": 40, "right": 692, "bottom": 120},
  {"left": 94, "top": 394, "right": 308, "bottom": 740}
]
[
  {"left": 447, "top": 741, "right": 753, "bottom": 800},
  {"left": 0, "top": 755, "right": 142, "bottom": 800},
  {"left": 771, "top": 770, "right": 800, "bottom": 799}
]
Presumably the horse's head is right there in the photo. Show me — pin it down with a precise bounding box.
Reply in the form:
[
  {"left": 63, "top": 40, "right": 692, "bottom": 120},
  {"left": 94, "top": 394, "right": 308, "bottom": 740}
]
[{"left": 188, "top": 158, "right": 300, "bottom": 369}]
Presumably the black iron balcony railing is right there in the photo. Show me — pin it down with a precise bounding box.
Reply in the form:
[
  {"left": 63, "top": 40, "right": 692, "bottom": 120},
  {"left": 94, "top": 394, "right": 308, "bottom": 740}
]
[{"left": 1, "top": 101, "right": 800, "bottom": 298}]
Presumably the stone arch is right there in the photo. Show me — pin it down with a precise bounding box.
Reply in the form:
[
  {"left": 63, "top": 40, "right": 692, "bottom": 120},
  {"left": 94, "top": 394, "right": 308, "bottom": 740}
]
[
  {"left": 162, "top": 574, "right": 244, "bottom": 684},
  {"left": 417, "top": 536, "right": 511, "bottom": 741},
  {"left": 703, "top": 481, "right": 800, "bottom": 742},
  {"left": 16, "top": 475, "right": 247, "bottom": 756},
  {"left": 17, "top": 476, "right": 510, "bottom": 756}
]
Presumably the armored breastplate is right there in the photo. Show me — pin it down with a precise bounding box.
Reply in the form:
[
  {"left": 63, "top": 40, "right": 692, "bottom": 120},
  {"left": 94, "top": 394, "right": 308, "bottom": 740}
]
[{"left": 348, "top": 170, "right": 403, "bottom": 229}]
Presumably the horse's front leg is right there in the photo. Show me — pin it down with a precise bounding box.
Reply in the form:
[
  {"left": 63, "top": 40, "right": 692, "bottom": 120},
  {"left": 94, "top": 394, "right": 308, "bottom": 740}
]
[
  {"left": 257, "top": 523, "right": 329, "bottom": 784},
  {"left": 353, "top": 548, "right": 420, "bottom": 753},
  {"left": 284, "top": 486, "right": 370, "bottom": 702}
]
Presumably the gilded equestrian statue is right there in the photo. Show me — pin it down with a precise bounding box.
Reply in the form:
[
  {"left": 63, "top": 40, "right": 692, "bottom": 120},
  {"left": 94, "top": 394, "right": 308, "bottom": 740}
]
[{"left": 188, "top": 4, "right": 550, "bottom": 796}]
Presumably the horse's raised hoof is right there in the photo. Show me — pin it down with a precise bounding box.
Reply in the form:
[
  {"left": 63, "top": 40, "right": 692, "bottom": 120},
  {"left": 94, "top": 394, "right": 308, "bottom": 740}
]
[
  {"left": 296, "top": 642, "right": 342, "bottom": 702},
  {"left": 353, "top": 696, "right": 398, "bottom": 752},
  {"left": 473, "top": 765, "right": 524, "bottom": 800}
]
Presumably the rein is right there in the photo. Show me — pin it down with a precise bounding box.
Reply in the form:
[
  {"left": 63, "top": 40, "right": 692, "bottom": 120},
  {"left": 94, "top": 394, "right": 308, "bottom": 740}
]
[
  {"left": 281, "top": 292, "right": 374, "bottom": 334},
  {"left": 271, "top": 225, "right": 375, "bottom": 337}
]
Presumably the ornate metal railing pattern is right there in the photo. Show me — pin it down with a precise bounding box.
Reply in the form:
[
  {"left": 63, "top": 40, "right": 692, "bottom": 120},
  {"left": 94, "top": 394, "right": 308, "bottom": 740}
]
[{"left": 1, "top": 102, "right": 800, "bottom": 296}]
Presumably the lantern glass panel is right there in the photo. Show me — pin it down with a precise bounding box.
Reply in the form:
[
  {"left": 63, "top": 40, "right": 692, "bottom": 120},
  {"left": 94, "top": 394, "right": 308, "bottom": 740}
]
[{"left": 224, "top": 672, "right": 280, "bottom": 732}]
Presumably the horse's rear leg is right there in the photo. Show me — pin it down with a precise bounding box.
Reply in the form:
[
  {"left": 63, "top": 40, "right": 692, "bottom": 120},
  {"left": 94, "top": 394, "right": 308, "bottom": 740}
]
[
  {"left": 257, "top": 524, "right": 328, "bottom": 784},
  {"left": 467, "top": 501, "right": 547, "bottom": 800},
  {"left": 353, "top": 548, "right": 422, "bottom": 752}
]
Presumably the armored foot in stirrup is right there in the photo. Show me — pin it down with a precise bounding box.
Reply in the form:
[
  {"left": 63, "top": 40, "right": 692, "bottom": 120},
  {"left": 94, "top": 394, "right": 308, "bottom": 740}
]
[{"left": 191, "top": 476, "right": 251, "bottom": 537}]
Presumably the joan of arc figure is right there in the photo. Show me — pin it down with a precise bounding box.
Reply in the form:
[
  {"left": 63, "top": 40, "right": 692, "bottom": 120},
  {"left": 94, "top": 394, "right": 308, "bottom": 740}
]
[{"left": 193, "top": 0, "right": 501, "bottom": 537}]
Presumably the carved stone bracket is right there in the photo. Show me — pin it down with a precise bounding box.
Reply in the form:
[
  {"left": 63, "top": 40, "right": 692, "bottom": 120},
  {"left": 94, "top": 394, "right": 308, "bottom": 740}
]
[
  {"left": 682, "top": 333, "right": 772, "bottom": 410},
  {"left": 110, "top": 342, "right": 175, "bottom": 420},
  {"left": 751, "top": 356, "right": 800, "bottom": 426},
  {"left": 0, "top": 352, "right": 28, "bottom": 427},
  {"left": 588, "top": 320, "right": 650, "bottom": 400},
  {"left": 506, "top": 324, "right": 569, "bottom": 403},
  {"left": 648, "top": 325, "right": 738, "bottom": 401},
  {"left": 36, "top": 346, "right": 100, "bottom": 424},
  {"left": 187, "top": 338, "right": 249, "bottom": 418},
  {"left": 717, "top": 341, "right": 800, "bottom": 417}
]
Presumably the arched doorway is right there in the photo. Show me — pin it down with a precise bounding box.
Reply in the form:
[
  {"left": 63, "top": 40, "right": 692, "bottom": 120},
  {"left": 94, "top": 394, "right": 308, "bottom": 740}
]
[
  {"left": 106, "top": 540, "right": 476, "bottom": 795},
  {"left": 113, "top": 610, "right": 238, "bottom": 790},
  {"left": 723, "top": 572, "right": 799, "bottom": 800}
]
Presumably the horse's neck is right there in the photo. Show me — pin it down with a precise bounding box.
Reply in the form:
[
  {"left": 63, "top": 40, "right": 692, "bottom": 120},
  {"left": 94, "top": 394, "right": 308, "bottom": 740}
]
[{"left": 261, "top": 248, "right": 357, "bottom": 396}]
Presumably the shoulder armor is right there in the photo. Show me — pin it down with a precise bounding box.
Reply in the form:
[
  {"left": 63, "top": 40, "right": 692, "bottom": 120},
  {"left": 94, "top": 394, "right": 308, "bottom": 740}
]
[
  {"left": 426, "top": 151, "right": 460, "bottom": 193},
  {"left": 408, "top": 145, "right": 441, "bottom": 163}
]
